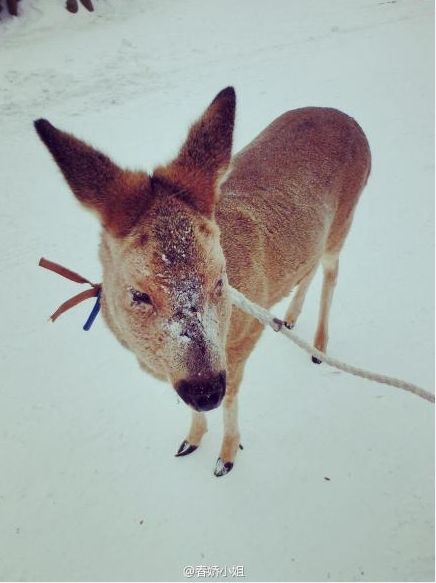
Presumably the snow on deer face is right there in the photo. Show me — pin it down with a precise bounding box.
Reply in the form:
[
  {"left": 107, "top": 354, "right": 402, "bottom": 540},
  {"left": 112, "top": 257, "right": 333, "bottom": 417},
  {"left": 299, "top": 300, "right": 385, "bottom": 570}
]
[
  {"left": 99, "top": 189, "right": 231, "bottom": 411},
  {"left": 34, "top": 87, "right": 236, "bottom": 411}
]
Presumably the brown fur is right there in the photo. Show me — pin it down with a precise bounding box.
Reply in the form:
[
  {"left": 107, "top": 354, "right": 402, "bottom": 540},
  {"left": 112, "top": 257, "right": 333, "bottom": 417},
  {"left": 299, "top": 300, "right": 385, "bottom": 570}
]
[{"left": 35, "top": 88, "right": 371, "bottom": 474}]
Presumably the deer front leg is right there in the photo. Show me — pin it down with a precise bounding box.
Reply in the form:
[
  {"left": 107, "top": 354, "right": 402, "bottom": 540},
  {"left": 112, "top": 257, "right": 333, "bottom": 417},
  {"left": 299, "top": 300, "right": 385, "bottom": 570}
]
[
  {"left": 213, "top": 320, "right": 264, "bottom": 477},
  {"left": 214, "top": 393, "right": 241, "bottom": 477},
  {"left": 175, "top": 411, "right": 207, "bottom": 457}
]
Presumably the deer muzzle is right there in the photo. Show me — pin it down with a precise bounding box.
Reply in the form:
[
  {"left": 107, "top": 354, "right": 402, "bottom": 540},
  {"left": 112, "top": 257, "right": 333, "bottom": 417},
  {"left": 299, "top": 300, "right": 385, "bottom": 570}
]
[{"left": 175, "top": 371, "right": 226, "bottom": 411}]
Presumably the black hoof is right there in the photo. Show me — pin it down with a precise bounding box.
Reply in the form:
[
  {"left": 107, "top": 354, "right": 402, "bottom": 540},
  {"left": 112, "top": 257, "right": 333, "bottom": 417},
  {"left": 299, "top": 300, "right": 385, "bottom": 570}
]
[
  {"left": 284, "top": 321, "right": 295, "bottom": 330},
  {"left": 214, "top": 458, "right": 234, "bottom": 477},
  {"left": 312, "top": 356, "right": 322, "bottom": 365},
  {"left": 175, "top": 440, "right": 198, "bottom": 457}
]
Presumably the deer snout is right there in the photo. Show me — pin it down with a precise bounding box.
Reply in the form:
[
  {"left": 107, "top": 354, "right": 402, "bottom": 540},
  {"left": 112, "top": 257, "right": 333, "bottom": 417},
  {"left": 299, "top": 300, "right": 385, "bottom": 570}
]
[{"left": 175, "top": 371, "right": 226, "bottom": 412}]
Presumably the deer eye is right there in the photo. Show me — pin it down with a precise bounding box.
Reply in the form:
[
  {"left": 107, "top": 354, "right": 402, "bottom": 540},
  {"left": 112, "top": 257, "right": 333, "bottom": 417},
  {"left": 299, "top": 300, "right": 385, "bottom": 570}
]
[
  {"left": 129, "top": 287, "right": 152, "bottom": 305},
  {"left": 214, "top": 278, "right": 224, "bottom": 296}
]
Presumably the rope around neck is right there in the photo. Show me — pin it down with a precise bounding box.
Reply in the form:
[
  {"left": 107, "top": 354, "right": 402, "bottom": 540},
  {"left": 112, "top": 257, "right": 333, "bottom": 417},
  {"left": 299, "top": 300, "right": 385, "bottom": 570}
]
[
  {"left": 229, "top": 286, "right": 434, "bottom": 404},
  {"left": 38, "top": 258, "right": 434, "bottom": 404}
]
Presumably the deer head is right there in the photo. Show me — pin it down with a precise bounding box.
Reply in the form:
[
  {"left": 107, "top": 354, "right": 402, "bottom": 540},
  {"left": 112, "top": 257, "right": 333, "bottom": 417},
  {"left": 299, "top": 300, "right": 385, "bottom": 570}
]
[{"left": 35, "top": 87, "right": 236, "bottom": 412}]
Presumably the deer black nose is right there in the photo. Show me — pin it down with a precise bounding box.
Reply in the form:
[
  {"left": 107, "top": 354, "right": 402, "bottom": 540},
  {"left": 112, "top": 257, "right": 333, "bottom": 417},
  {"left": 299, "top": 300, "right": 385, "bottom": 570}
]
[{"left": 175, "top": 372, "right": 226, "bottom": 412}]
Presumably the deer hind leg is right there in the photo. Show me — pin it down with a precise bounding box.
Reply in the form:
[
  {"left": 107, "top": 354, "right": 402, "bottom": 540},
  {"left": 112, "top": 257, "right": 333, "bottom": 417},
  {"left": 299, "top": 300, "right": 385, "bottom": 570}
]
[
  {"left": 175, "top": 411, "right": 207, "bottom": 457},
  {"left": 284, "top": 264, "right": 318, "bottom": 328},
  {"left": 312, "top": 253, "right": 339, "bottom": 363},
  {"left": 312, "top": 201, "right": 359, "bottom": 363}
]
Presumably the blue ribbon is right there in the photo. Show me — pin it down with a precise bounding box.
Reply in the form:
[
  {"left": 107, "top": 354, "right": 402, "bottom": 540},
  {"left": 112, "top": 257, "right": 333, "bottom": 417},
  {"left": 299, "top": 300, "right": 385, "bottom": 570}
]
[{"left": 83, "top": 290, "right": 101, "bottom": 331}]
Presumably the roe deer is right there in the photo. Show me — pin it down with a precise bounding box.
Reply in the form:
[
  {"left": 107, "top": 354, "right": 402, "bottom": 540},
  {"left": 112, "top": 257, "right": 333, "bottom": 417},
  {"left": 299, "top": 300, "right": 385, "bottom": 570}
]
[{"left": 34, "top": 87, "right": 371, "bottom": 476}]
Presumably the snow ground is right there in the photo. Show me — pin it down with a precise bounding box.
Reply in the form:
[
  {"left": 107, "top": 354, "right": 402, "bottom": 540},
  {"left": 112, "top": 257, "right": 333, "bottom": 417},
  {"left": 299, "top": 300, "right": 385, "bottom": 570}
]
[{"left": 0, "top": 0, "right": 434, "bottom": 581}]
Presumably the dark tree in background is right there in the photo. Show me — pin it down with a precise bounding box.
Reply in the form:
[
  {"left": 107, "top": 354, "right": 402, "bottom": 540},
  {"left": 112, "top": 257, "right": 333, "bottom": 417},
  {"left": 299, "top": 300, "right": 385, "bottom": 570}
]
[
  {"left": 0, "top": 0, "right": 95, "bottom": 17},
  {"left": 0, "top": 0, "right": 19, "bottom": 17},
  {"left": 66, "top": 0, "right": 94, "bottom": 13}
]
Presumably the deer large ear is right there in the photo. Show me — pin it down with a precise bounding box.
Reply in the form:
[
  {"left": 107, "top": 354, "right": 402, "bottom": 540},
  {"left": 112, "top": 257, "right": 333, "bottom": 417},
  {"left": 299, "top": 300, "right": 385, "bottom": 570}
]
[
  {"left": 34, "top": 119, "right": 150, "bottom": 237},
  {"left": 154, "top": 86, "right": 236, "bottom": 216}
]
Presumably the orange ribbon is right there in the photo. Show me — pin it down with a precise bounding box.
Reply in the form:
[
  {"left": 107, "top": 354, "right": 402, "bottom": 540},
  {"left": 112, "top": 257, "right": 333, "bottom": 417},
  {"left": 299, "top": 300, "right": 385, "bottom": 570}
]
[{"left": 39, "top": 257, "right": 102, "bottom": 323}]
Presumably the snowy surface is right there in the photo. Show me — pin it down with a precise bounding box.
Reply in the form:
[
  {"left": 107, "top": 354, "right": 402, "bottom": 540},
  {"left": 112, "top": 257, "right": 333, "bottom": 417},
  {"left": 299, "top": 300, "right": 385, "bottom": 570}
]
[{"left": 0, "top": 0, "right": 434, "bottom": 581}]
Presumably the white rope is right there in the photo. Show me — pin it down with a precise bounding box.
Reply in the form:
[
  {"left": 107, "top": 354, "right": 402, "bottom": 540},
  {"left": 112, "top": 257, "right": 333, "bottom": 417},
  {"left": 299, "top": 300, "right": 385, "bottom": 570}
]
[{"left": 229, "top": 286, "right": 435, "bottom": 404}]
